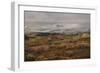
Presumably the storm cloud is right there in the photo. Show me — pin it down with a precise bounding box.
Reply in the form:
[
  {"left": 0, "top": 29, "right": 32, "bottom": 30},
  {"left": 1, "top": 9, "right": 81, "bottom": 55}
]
[{"left": 24, "top": 11, "right": 90, "bottom": 34}]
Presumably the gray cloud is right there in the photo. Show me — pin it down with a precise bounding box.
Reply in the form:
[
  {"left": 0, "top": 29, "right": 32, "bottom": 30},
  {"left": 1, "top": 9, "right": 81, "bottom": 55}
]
[{"left": 24, "top": 11, "right": 90, "bottom": 34}]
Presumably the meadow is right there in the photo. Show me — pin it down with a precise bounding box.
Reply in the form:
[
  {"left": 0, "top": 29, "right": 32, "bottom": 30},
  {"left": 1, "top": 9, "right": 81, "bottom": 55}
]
[{"left": 24, "top": 32, "right": 90, "bottom": 61}]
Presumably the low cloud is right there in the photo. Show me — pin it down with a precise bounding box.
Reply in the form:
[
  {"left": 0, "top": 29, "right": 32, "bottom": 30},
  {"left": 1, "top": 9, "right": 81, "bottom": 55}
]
[{"left": 24, "top": 11, "right": 90, "bottom": 34}]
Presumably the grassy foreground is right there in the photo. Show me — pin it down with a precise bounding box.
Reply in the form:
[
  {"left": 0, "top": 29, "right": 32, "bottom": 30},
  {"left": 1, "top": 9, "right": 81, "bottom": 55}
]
[{"left": 24, "top": 32, "right": 90, "bottom": 61}]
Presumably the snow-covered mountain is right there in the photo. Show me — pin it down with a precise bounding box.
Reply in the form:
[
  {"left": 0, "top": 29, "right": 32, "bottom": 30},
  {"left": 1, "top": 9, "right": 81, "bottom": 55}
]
[{"left": 25, "top": 23, "right": 90, "bottom": 34}]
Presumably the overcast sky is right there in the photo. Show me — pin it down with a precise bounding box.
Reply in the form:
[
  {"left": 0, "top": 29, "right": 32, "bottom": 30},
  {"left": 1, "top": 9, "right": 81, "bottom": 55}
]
[{"left": 24, "top": 11, "right": 90, "bottom": 34}]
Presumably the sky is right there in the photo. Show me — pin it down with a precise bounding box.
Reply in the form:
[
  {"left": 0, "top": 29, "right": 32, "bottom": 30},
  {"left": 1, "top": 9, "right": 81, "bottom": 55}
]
[{"left": 24, "top": 11, "right": 90, "bottom": 34}]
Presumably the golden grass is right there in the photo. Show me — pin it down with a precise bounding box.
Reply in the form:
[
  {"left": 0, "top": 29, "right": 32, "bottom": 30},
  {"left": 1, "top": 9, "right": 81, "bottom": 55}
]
[{"left": 24, "top": 33, "right": 90, "bottom": 61}]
